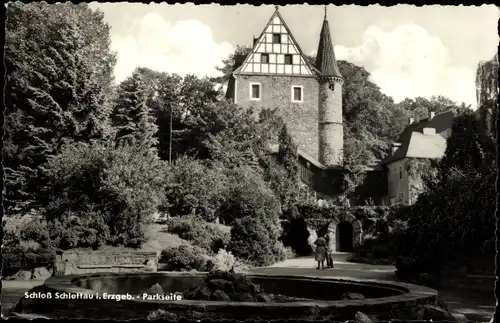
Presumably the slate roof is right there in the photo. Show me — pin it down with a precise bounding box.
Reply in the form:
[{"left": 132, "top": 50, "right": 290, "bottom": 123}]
[
  {"left": 315, "top": 16, "right": 342, "bottom": 78},
  {"left": 380, "top": 110, "right": 457, "bottom": 165}
]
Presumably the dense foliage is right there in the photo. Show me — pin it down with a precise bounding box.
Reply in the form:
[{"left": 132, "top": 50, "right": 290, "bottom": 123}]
[
  {"left": 164, "top": 216, "right": 230, "bottom": 254},
  {"left": 396, "top": 111, "right": 496, "bottom": 273},
  {"left": 159, "top": 245, "right": 214, "bottom": 272},
  {"left": 4, "top": 3, "right": 116, "bottom": 213},
  {"left": 39, "top": 141, "right": 166, "bottom": 248}
]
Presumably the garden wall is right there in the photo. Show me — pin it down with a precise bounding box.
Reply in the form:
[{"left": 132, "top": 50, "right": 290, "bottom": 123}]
[{"left": 54, "top": 250, "right": 158, "bottom": 276}]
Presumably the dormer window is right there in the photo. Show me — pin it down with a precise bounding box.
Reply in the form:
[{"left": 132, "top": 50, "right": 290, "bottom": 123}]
[
  {"left": 272, "top": 33, "right": 281, "bottom": 43},
  {"left": 284, "top": 54, "right": 293, "bottom": 65},
  {"left": 261, "top": 53, "right": 269, "bottom": 64}
]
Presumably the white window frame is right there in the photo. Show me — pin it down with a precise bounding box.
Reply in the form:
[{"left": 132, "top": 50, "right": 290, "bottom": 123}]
[
  {"left": 291, "top": 85, "right": 304, "bottom": 103},
  {"left": 250, "top": 82, "right": 262, "bottom": 101}
]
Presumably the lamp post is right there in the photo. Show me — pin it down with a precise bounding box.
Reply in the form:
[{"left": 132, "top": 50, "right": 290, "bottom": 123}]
[{"left": 169, "top": 103, "right": 173, "bottom": 163}]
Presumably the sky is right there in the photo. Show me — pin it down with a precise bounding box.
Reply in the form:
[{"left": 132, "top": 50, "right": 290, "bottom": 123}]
[{"left": 89, "top": 3, "right": 498, "bottom": 108}]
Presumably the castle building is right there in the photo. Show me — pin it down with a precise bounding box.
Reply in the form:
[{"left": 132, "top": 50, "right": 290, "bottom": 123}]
[{"left": 226, "top": 6, "right": 357, "bottom": 200}]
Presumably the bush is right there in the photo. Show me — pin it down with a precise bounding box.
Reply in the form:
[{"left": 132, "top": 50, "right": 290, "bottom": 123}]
[
  {"left": 3, "top": 214, "right": 53, "bottom": 250},
  {"left": 159, "top": 245, "right": 213, "bottom": 272},
  {"left": 165, "top": 216, "right": 230, "bottom": 254},
  {"left": 47, "top": 210, "right": 110, "bottom": 250},
  {"left": 227, "top": 216, "right": 280, "bottom": 267},
  {"left": 39, "top": 141, "right": 166, "bottom": 248},
  {"left": 211, "top": 249, "right": 236, "bottom": 271},
  {"left": 217, "top": 166, "right": 281, "bottom": 226},
  {"left": 163, "top": 157, "right": 230, "bottom": 220},
  {"left": 274, "top": 241, "right": 295, "bottom": 261},
  {"left": 1, "top": 247, "right": 56, "bottom": 277},
  {"left": 307, "top": 228, "right": 318, "bottom": 252}
]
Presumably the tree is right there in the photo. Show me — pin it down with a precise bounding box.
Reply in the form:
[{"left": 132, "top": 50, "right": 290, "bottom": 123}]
[
  {"left": 162, "top": 157, "right": 230, "bottom": 219},
  {"left": 475, "top": 54, "right": 498, "bottom": 139},
  {"left": 397, "top": 112, "right": 496, "bottom": 271},
  {"left": 4, "top": 2, "right": 116, "bottom": 214},
  {"left": 111, "top": 72, "right": 158, "bottom": 149},
  {"left": 397, "top": 96, "right": 470, "bottom": 122},
  {"left": 212, "top": 45, "right": 253, "bottom": 83}
]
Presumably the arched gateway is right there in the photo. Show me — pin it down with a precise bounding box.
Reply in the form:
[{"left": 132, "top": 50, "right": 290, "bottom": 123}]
[
  {"left": 307, "top": 213, "right": 362, "bottom": 252},
  {"left": 329, "top": 214, "right": 362, "bottom": 252}
]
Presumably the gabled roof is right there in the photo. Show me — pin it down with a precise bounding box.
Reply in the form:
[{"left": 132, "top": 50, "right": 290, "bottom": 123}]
[
  {"left": 233, "top": 8, "right": 320, "bottom": 77},
  {"left": 380, "top": 109, "right": 457, "bottom": 165},
  {"left": 314, "top": 13, "right": 342, "bottom": 78}
]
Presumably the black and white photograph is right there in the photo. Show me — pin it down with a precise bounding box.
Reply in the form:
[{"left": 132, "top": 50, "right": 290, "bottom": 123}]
[{"left": 2, "top": 2, "right": 498, "bottom": 321}]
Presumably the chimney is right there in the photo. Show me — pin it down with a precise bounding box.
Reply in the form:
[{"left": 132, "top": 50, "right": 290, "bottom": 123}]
[
  {"left": 428, "top": 111, "right": 435, "bottom": 120},
  {"left": 409, "top": 117, "right": 415, "bottom": 125},
  {"left": 423, "top": 127, "right": 436, "bottom": 135},
  {"left": 253, "top": 36, "right": 258, "bottom": 46},
  {"left": 392, "top": 143, "right": 401, "bottom": 154}
]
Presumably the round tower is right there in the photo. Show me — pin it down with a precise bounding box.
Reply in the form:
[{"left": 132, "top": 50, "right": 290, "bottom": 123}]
[{"left": 316, "top": 7, "right": 344, "bottom": 167}]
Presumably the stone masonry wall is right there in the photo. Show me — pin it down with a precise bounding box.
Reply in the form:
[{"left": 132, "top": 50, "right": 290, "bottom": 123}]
[
  {"left": 234, "top": 74, "right": 319, "bottom": 160},
  {"left": 54, "top": 250, "right": 158, "bottom": 276},
  {"left": 318, "top": 80, "right": 343, "bottom": 167}
]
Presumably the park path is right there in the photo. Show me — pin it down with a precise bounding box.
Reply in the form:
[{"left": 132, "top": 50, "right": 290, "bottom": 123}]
[{"left": 249, "top": 253, "right": 495, "bottom": 323}]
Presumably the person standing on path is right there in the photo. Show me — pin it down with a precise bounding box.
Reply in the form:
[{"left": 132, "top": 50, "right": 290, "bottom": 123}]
[
  {"left": 325, "top": 227, "right": 335, "bottom": 268},
  {"left": 314, "top": 235, "right": 327, "bottom": 269}
]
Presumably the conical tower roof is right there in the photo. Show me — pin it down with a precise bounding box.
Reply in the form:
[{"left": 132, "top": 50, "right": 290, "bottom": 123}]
[{"left": 315, "top": 7, "right": 342, "bottom": 78}]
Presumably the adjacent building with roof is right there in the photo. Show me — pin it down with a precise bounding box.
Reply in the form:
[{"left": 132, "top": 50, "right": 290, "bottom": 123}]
[{"left": 379, "top": 110, "right": 457, "bottom": 205}]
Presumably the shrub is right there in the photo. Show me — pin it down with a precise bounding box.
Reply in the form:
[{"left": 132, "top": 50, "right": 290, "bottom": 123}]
[
  {"left": 3, "top": 214, "right": 53, "bottom": 250},
  {"left": 159, "top": 245, "right": 213, "bottom": 272},
  {"left": 165, "top": 216, "right": 230, "bottom": 254},
  {"left": 217, "top": 166, "right": 281, "bottom": 226},
  {"left": 211, "top": 249, "right": 236, "bottom": 271},
  {"left": 47, "top": 210, "right": 111, "bottom": 250},
  {"left": 1, "top": 247, "right": 56, "bottom": 277},
  {"left": 163, "top": 157, "right": 230, "bottom": 220},
  {"left": 274, "top": 241, "right": 295, "bottom": 261},
  {"left": 39, "top": 141, "right": 166, "bottom": 248},
  {"left": 307, "top": 228, "right": 318, "bottom": 252},
  {"left": 227, "top": 216, "right": 280, "bottom": 267}
]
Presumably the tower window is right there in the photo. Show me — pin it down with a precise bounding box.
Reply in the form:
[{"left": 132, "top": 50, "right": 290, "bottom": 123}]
[
  {"left": 272, "top": 33, "right": 281, "bottom": 43},
  {"left": 250, "top": 83, "right": 261, "bottom": 101},
  {"left": 399, "top": 167, "right": 403, "bottom": 179},
  {"left": 284, "top": 54, "right": 293, "bottom": 65},
  {"left": 291, "top": 86, "right": 303, "bottom": 103},
  {"left": 261, "top": 53, "right": 269, "bottom": 64}
]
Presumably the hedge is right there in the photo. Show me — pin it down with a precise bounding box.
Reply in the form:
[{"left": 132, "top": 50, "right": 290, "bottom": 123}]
[{"left": 1, "top": 247, "right": 56, "bottom": 277}]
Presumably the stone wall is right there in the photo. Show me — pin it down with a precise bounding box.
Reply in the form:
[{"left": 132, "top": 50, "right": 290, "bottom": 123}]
[
  {"left": 234, "top": 74, "right": 320, "bottom": 160},
  {"left": 54, "top": 250, "right": 158, "bottom": 276}
]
